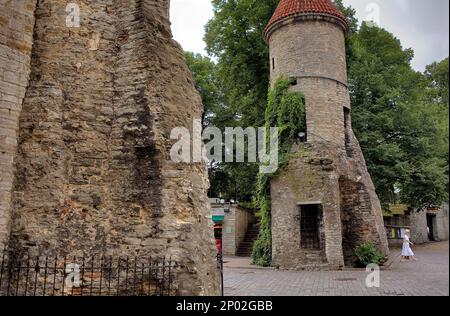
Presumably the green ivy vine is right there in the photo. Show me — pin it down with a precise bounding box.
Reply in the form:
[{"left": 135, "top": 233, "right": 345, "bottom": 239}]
[{"left": 252, "top": 76, "right": 306, "bottom": 266}]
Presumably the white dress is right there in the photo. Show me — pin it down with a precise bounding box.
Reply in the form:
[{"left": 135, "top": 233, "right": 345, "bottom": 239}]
[{"left": 402, "top": 235, "right": 414, "bottom": 257}]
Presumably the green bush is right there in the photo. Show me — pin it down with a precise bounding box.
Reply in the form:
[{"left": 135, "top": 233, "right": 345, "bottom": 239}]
[{"left": 353, "top": 242, "right": 385, "bottom": 267}]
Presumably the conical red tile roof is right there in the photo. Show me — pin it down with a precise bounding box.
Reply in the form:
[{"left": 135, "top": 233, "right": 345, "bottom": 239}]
[{"left": 265, "top": 0, "right": 348, "bottom": 37}]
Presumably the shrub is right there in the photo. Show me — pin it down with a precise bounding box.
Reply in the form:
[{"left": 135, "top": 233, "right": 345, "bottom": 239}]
[{"left": 353, "top": 242, "right": 385, "bottom": 267}]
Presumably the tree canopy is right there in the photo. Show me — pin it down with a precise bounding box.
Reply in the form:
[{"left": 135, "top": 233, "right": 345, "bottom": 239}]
[{"left": 348, "top": 24, "right": 448, "bottom": 208}]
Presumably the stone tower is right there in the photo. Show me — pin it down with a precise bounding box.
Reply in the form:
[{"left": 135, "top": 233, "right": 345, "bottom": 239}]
[
  {"left": 265, "top": 0, "right": 389, "bottom": 269},
  {"left": 0, "top": 0, "right": 219, "bottom": 295}
]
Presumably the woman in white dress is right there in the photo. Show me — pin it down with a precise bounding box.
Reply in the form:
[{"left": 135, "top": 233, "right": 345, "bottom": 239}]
[{"left": 401, "top": 229, "right": 417, "bottom": 262}]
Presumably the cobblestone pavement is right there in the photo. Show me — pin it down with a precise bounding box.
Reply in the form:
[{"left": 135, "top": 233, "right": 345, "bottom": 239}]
[{"left": 223, "top": 241, "right": 449, "bottom": 296}]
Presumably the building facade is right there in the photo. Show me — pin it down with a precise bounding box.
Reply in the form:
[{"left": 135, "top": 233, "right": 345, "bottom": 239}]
[
  {"left": 385, "top": 204, "right": 449, "bottom": 247},
  {"left": 265, "top": 0, "right": 389, "bottom": 269},
  {"left": 210, "top": 199, "right": 256, "bottom": 256}
]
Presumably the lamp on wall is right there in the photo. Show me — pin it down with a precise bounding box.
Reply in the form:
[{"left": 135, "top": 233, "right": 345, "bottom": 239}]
[
  {"left": 224, "top": 203, "right": 231, "bottom": 213},
  {"left": 298, "top": 132, "right": 306, "bottom": 143}
]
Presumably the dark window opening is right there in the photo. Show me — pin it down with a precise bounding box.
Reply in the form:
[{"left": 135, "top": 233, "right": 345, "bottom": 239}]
[
  {"left": 427, "top": 214, "right": 436, "bottom": 241},
  {"left": 344, "top": 107, "right": 353, "bottom": 157},
  {"left": 272, "top": 58, "right": 275, "bottom": 70},
  {"left": 289, "top": 77, "right": 298, "bottom": 86},
  {"left": 300, "top": 204, "right": 322, "bottom": 250}
]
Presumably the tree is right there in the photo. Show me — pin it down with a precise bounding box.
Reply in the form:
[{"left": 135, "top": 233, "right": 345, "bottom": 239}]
[
  {"left": 199, "top": 0, "right": 279, "bottom": 202},
  {"left": 424, "top": 58, "right": 449, "bottom": 107},
  {"left": 184, "top": 52, "right": 229, "bottom": 129},
  {"left": 205, "top": 0, "right": 278, "bottom": 127},
  {"left": 347, "top": 24, "right": 449, "bottom": 208},
  {"left": 423, "top": 57, "right": 450, "bottom": 198},
  {"left": 184, "top": 51, "right": 260, "bottom": 201}
]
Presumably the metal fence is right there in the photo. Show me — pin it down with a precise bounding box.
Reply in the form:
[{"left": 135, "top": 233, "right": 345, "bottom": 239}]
[{"left": 0, "top": 252, "right": 176, "bottom": 296}]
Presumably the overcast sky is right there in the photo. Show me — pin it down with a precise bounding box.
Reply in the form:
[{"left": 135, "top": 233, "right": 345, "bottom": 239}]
[{"left": 170, "top": 0, "right": 449, "bottom": 71}]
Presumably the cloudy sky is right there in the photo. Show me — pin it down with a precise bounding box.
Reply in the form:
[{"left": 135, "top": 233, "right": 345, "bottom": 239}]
[{"left": 170, "top": 0, "right": 449, "bottom": 71}]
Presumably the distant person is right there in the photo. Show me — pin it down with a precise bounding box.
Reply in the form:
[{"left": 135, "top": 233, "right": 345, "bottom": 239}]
[{"left": 401, "top": 229, "right": 418, "bottom": 262}]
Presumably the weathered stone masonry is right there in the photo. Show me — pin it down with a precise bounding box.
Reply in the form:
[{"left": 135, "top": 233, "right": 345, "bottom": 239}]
[
  {"left": 266, "top": 0, "right": 389, "bottom": 269},
  {"left": 0, "top": 0, "right": 219, "bottom": 295},
  {"left": 0, "top": 0, "right": 37, "bottom": 250}
]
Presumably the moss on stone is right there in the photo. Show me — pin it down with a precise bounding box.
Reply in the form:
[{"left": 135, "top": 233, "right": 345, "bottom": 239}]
[{"left": 252, "top": 76, "right": 305, "bottom": 266}]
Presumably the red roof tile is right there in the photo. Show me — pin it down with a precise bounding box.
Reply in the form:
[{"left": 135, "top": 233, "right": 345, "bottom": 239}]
[{"left": 265, "top": 0, "right": 348, "bottom": 36}]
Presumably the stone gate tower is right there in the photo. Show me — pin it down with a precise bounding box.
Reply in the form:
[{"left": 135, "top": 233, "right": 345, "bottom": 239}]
[{"left": 265, "top": 0, "right": 389, "bottom": 269}]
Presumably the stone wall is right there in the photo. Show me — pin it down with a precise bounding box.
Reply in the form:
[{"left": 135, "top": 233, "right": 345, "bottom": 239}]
[
  {"left": 268, "top": 20, "right": 348, "bottom": 147},
  {"left": 339, "top": 127, "right": 389, "bottom": 264},
  {"left": 271, "top": 143, "right": 344, "bottom": 269},
  {"left": 435, "top": 205, "right": 449, "bottom": 241},
  {"left": 271, "top": 139, "right": 389, "bottom": 268},
  {"left": 220, "top": 205, "right": 254, "bottom": 256},
  {"left": 0, "top": 0, "right": 37, "bottom": 249},
  {"left": 409, "top": 210, "right": 428, "bottom": 244},
  {"left": 234, "top": 206, "right": 254, "bottom": 254},
  {"left": 2, "top": 0, "right": 219, "bottom": 296},
  {"left": 269, "top": 20, "right": 347, "bottom": 84}
]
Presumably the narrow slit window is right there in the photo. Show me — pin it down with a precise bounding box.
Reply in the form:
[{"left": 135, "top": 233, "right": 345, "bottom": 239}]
[{"left": 344, "top": 107, "right": 353, "bottom": 157}]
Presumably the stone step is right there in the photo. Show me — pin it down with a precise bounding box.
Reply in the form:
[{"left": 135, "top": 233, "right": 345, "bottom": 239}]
[
  {"left": 236, "top": 221, "right": 260, "bottom": 256},
  {"left": 294, "top": 263, "right": 330, "bottom": 271},
  {"left": 304, "top": 251, "right": 325, "bottom": 263}
]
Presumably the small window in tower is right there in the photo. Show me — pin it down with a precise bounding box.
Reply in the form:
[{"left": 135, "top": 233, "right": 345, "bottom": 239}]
[
  {"left": 344, "top": 107, "right": 353, "bottom": 157},
  {"left": 289, "top": 77, "right": 298, "bottom": 86},
  {"left": 272, "top": 58, "right": 275, "bottom": 70}
]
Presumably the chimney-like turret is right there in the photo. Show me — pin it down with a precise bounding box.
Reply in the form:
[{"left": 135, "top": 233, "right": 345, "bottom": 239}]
[
  {"left": 265, "top": 0, "right": 389, "bottom": 269},
  {"left": 265, "top": 0, "right": 350, "bottom": 147}
]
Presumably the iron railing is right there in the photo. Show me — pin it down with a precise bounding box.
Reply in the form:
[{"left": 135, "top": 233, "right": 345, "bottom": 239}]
[{"left": 0, "top": 252, "right": 175, "bottom": 296}]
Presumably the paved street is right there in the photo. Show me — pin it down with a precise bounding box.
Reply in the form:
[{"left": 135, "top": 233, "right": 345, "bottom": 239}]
[{"left": 224, "top": 241, "right": 449, "bottom": 296}]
